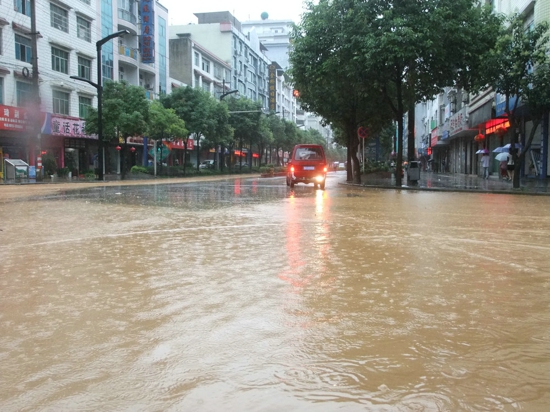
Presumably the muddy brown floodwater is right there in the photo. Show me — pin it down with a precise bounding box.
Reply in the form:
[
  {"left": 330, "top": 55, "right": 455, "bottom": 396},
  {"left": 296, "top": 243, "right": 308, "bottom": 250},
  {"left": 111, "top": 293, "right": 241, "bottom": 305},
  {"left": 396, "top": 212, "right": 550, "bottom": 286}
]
[{"left": 1, "top": 176, "right": 550, "bottom": 411}]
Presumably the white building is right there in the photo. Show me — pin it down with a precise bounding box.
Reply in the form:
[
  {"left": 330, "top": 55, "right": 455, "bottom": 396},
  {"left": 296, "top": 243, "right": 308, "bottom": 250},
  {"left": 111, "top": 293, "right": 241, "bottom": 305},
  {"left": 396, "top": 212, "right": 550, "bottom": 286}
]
[
  {"left": 242, "top": 15, "right": 329, "bottom": 136},
  {"left": 0, "top": 0, "right": 169, "bottom": 179},
  {"left": 169, "top": 12, "right": 271, "bottom": 107}
]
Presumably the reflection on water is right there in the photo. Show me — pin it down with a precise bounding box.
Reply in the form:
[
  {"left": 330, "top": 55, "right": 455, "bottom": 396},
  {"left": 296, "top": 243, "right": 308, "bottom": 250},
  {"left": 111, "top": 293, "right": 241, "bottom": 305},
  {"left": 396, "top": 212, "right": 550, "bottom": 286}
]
[{"left": 1, "top": 178, "right": 550, "bottom": 411}]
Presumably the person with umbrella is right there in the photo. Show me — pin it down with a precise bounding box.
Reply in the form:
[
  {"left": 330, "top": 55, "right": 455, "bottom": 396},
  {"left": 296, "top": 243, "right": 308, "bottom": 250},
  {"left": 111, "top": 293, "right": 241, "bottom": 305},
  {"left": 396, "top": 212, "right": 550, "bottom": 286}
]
[
  {"left": 495, "top": 152, "right": 510, "bottom": 180},
  {"left": 481, "top": 150, "right": 490, "bottom": 179}
]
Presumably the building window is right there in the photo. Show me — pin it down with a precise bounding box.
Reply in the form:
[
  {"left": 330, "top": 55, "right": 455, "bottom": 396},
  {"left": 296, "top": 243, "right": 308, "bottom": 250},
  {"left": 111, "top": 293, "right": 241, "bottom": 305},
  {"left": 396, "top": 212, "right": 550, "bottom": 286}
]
[
  {"left": 194, "top": 51, "right": 199, "bottom": 66},
  {"left": 79, "top": 96, "right": 92, "bottom": 118},
  {"left": 15, "top": 34, "right": 32, "bottom": 63},
  {"left": 214, "top": 64, "right": 223, "bottom": 80},
  {"left": 202, "top": 80, "right": 210, "bottom": 93},
  {"left": 16, "top": 81, "right": 32, "bottom": 106},
  {"left": 53, "top": 90, "right": 70, "bottom": 115},
  {"left": 52, "top": 47, "right": 69, "bottom": 74},
  {"left": 0, "top": 78, "right": 3, "bottom": 104},
  {"left": 202, "top": 59, "right": 210, "bottom": 73},
  {"left": 78, "top": 56, "right": 91, "bottom": 80},
  {"left": 79, "top": 0, "right": 91, "bottom": 4},
  {"left": 118, "top": 0, "right": 137, "bottom": 24},
  {"left": 194, "top": 74, "right": 200, "bottom": 88},
  {"left": 50, "top": 3, "right": 69, "bottom": 32},
  {"left": 77, "top": 17, "right": 91, "bottom": 42},
  {"left": 15, "top": 0, "right": 31, "bottom": 16}
]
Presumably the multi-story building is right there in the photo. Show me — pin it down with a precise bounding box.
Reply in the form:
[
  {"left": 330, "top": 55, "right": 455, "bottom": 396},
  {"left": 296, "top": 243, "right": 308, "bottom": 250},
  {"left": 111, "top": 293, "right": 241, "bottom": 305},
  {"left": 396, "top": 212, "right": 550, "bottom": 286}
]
[
  {"left": 169, "top": 12, "right": 271, "bottom": 107},
  {"left": 242, "top": 15, "right": 330, "bottom": 137},
  {"left": 0, "top": 0, "right": 169, "bottom": 180},
  {"left": 169, "top": 33, "right": 232, "bottom": 96}
]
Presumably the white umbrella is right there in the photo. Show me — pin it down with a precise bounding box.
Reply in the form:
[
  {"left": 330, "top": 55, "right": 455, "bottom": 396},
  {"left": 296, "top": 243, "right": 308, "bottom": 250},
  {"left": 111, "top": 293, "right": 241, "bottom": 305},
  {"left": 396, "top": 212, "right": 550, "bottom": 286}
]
[
  {"left": 493, "top": 147, "right": 508, "bottom": 153},
  {"left": 495, "top": 152, "right": 509, "bottom": 162},
  {"left": 475, "top": 149, "right": 484, "bottom": 154},
  {"left": 503, "top": 143, "right": 521, "bottom": 150}
]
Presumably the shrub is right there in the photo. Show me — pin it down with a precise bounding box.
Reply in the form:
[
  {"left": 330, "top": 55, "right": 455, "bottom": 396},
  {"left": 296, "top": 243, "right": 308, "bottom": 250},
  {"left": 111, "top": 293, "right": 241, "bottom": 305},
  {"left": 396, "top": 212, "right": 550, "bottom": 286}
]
[
  {"left": 56, "top": 167, "right": 69, "bottom": 177},
  {"left": 131, "top": 165, "right": 150, "bottom": 174}
]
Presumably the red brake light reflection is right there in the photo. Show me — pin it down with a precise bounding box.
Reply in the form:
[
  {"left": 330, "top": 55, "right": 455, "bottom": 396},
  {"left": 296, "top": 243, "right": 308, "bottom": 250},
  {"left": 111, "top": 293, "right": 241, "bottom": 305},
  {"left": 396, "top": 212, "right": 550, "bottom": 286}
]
[
  {"left": 323, "top": 166, "right": 327, "bottom": 172},
  {"left": 290, "top": 166, "right": 295, "bottom": 172}
]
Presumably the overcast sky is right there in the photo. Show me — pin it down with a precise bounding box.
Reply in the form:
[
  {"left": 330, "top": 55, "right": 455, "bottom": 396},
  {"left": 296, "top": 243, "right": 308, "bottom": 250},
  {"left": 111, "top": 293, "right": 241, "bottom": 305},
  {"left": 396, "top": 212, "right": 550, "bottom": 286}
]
[{"left": 159, "top": 0, "right": 308, "bottom": 26}]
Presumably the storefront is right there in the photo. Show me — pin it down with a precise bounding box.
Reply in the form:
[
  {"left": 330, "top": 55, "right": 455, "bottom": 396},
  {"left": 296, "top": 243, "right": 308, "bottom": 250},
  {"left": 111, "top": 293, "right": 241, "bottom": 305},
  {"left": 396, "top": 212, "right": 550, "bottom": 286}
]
[
  {"left": 41, "top": 113, "right": 97, "bottom": 176},
  {"left": 0, "top": 104, "right": 43, "bottom": 178}
]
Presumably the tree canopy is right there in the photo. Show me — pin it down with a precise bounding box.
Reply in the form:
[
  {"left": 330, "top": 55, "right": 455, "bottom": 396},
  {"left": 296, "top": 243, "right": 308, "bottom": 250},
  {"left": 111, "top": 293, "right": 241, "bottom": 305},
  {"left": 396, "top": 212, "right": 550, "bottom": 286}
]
[
  {"left": 84, "top": 80, "right": 150, "bottom": 142},
  {"left": 290, "top": 0, "right": 503, "bottom": 185},
  {"left": 483, "top": 14, "right": 550, "bottom": 188}
]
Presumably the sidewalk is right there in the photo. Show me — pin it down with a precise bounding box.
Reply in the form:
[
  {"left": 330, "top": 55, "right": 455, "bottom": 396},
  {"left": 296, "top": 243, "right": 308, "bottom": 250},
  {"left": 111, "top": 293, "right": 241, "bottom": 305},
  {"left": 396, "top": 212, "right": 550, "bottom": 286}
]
[{"left": 356, "top": 171, "right": 550, "bottom": 195}]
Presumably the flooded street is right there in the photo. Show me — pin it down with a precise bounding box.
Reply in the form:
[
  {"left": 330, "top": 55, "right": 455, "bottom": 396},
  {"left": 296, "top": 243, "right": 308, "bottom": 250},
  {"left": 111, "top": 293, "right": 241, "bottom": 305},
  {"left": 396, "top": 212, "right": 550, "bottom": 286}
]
[{"left": 1, "top": 174, "right": 550, "bottom": 411}]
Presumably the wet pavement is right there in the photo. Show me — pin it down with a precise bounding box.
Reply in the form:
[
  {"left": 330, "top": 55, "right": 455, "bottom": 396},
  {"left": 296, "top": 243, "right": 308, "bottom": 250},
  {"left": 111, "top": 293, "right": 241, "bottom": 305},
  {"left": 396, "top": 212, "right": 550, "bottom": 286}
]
[
  {"left": 4, "top": 170, "right": 550, "bottom": 196},
  {"left": 357, "top": 171, "right": 550, "bottom": 195},
  {"left": 2, "top": 173, "right": 550, "bottom": 411}
]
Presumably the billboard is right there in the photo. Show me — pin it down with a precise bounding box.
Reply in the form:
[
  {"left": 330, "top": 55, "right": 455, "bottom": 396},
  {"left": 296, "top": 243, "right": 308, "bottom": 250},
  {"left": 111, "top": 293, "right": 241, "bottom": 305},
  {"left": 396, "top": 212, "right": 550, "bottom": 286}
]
[
  {"left": 140, "top": 0, "right": 155, "bottom": 63},
  {"left": 268, "top": 64, "right": 277, "bottom": 111}
]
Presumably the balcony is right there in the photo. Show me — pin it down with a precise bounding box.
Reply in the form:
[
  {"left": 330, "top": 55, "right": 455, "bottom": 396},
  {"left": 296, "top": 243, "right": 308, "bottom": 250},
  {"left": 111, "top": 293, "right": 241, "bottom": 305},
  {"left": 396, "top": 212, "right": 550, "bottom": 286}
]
[{"left": 118, "top": 9, "right": 138, "bottom": 34}]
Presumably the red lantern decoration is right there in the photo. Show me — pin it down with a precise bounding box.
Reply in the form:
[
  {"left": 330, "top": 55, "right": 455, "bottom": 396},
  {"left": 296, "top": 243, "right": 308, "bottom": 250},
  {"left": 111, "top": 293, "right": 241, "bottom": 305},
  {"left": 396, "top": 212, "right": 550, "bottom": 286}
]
[
  {"left": 116, "top": 145, "right": 121, "bottom": 151},
  {"left": 130, "top": 147, "right": 136, "bottom": 153},
  {"left": 474, "top": 133, "right": 485, "bottom": 143}
]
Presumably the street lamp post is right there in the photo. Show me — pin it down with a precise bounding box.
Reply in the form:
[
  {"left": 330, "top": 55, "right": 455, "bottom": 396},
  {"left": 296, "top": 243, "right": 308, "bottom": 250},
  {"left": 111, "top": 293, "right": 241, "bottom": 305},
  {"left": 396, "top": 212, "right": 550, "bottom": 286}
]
[{"left": 71, "top": 29, "right": 129, "bottom": 181}]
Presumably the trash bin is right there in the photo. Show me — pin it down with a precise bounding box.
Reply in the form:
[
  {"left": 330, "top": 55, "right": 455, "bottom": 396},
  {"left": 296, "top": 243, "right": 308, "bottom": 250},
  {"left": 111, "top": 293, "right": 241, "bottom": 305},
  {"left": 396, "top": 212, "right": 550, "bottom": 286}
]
[{"left": 408, "top": 161, "right": 420, "bottom": 181}]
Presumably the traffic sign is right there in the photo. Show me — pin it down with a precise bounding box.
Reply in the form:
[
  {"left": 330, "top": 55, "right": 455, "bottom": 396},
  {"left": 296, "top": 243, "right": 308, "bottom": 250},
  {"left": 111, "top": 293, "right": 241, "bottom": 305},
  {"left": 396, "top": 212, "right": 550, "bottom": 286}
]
[{"left": 357, "top": 127, "right": 368, "bottom": 139}]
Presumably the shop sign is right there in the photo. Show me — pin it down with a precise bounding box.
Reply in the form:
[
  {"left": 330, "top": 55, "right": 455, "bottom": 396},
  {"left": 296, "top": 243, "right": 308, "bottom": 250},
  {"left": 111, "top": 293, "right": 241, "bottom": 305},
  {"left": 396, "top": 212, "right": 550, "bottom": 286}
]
[
  {"left": 430, "top": 128, "right": 439, "bottom": 147},
  {"left": 41, "top": 114, "right": 96, "bottom": 139},
  {"left": 169, "top": 139, "right": 194, "bottom": 150},
  {"left": 449, "top": 109, "right": 468, "bottom": 136},
  {"left": 268, "top": 64, "right": 277, "bottom": 111},
  {"left": 0, "top": 105, "right": 36, "bottom": 132},
  {"left": 140, "top": 0, "right": 155, "bottom": 63}
]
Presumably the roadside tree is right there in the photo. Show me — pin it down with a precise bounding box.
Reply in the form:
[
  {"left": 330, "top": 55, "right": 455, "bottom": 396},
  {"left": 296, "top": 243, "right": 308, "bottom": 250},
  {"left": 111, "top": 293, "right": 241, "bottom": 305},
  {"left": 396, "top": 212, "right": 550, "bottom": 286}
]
[
  {"left": 146, "top": 100, "right": 188, "bottom": 173},
  {"left": 84, "top": 81, "right": 149, "bottom": 179},
  {"left": 162, "top": 87, "right": 230, "bottom": 172},
  {"left": 483, "top": 15, "right": 550, "bottom": 188}
]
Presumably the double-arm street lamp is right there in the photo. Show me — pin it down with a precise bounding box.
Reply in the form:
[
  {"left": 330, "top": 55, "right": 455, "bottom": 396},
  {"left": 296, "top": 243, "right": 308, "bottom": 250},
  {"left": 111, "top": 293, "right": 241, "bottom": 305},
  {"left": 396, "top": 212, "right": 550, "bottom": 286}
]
[{"left": 71, "top": 29, "right": 129, "bottom": 181}]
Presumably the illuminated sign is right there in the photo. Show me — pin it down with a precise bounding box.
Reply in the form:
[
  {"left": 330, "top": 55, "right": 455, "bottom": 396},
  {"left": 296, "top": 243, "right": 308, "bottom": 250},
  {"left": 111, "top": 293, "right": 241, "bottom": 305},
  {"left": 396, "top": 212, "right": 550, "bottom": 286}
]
[
  {"left": 140, "top": 0, "right": 155, "bottom": 64},
  {"left": 485, "top": 118, "right": 510, "bottom": 135},
  {"left": 268, "top": 64, "right": 276, "bottom": 111}
]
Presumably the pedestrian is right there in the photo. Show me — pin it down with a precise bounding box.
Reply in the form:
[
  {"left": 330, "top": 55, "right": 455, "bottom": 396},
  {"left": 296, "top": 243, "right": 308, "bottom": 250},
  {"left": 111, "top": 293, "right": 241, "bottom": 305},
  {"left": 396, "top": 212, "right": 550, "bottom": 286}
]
[
  {"left": 481, "top": 152, "right": 490, "bottom": 179},
  {"left": 500, "top": 160, "right": 508, "bottom": 180},
  {"left": 507, "top": 152, "right": 515, "bottom": 181}
]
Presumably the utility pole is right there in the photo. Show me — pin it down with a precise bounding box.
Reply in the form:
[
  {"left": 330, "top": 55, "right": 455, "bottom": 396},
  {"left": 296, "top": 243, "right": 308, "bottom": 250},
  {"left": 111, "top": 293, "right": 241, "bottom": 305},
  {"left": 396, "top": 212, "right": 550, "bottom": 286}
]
[{"left": 30, "top": 0, "right": 41, "bottom": 176}]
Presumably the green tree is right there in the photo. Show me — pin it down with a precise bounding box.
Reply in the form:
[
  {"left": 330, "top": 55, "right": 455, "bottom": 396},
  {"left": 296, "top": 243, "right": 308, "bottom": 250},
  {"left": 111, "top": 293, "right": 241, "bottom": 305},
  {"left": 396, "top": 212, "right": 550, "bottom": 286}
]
[
  {"left": 256, "top": 116, "right": 274, "bottom": 165},
  {"left": 267, "top": 115, "right": 286, "bottom": 165},
  {"left": 359, "top": 0, "right": 502, "bottom": 185},
  {"left": 291, "top": 0, "right": 502, "bottom": 185},
  {"left": 484, "top": 15, "right": 550, "bottom": 188},
  {"left": 290, "top": 0, "right": 394, "bottom": 183},
  {"left": 162, "top": 87, "right": 230, "bottom": 171},
  {"left": 84, "top": 81, "right": 150, "bottom": 179},
  {"left": 146, "top": 100, "right": 188, "bottom": 172},
  {"left": 226, "top": 97, "right": 263, "bottom": 171}
]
